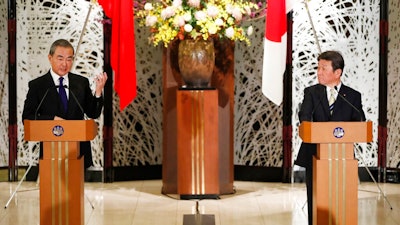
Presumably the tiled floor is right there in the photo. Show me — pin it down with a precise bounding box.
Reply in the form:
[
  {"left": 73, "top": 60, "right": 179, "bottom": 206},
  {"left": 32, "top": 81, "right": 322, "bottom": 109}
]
[{"left": 0, "top": 180, "right": 399, "bottom": 225}]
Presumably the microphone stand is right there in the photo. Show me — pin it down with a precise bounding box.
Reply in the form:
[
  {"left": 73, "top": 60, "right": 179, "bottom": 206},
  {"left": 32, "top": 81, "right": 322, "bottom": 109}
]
[
  {"left": 334, "top": 87, "right": 393, "bottom": 209},
  {"left": 355, "top": 147, "right": 393, "bottom": 210},
  {"left": 5, "top": 85, "right": 60, "bottom": 208},
  {"left": 4, "top": 142, "right": 39, "bottom": 208}
]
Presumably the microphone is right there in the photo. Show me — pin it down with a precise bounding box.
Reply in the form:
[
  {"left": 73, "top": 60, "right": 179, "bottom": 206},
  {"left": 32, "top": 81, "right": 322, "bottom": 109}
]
[
  {"left": 34, "top": 85, "right": 60, "bottom": 120},
  {"left": 310, "top": 87, "right": 324, "bottom": 121},
  {"left": 64, "top": 85, "right": 89, "bottom": 120},
  {"left": 334, "top": 86, "right": 364, "bottom": 121}
]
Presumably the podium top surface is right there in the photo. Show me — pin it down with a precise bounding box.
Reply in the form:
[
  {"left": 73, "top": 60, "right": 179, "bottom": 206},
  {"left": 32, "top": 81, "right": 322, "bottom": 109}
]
[
  {"left": 24, "top": 119, "right": 98, "bottom": 142},
  {"left": 299, "top": 121, "right": 373, "bottom": 143}
]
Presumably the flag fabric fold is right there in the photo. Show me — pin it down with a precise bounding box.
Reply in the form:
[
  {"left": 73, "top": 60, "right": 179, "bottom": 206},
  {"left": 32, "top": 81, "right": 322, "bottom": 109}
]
[
  {"left": 262, "top": 0, "right": 291, "bottom": 105},
  {"left": 98, "top": 0, "right": 137, "bottom": 111}
]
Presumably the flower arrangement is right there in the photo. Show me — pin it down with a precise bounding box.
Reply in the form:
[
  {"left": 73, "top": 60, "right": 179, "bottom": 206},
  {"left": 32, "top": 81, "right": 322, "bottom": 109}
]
[{"left": 135, "top": 0, "right": 260, "bottom": 47}]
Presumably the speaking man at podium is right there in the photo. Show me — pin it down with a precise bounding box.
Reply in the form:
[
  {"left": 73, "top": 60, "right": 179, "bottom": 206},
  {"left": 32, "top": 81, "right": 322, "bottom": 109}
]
[
  {"left": 294, "top": 50, "right": 366, "bottom": 225},
  {"left": 22, "top": 39, "right": 107, "bottom": 169}
]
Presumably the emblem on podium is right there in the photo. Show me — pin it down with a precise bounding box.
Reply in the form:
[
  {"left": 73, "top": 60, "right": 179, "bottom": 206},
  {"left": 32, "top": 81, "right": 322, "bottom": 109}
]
[{"left": 52, "top": 125, "right": 64, "bottom": 136}]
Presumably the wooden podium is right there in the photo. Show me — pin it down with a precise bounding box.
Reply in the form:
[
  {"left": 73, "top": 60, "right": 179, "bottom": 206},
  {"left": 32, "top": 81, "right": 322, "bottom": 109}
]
[
  {"left": 299, "top": 121, "right": 372, "bottom": 225},
  {"left": 176, "top": 89, "right": 219, "bottom": 197},
  {"left": 24, "top": 119, "right": 97, "bottom": 225}
]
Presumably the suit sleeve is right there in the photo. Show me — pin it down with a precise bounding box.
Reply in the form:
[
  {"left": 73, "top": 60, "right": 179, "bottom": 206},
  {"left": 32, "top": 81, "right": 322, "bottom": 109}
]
[
  {"left": 82, "top": 79, "right": 104, "bottom": 119},
  {"left": 22, "top": 80, "right": 57, "bottom": 121},
  {"left": 298, "top": 87, "right": 314, "bottom": 122},
  {"left": 351, "top": 91, "right": 366, "bottom": 121}
]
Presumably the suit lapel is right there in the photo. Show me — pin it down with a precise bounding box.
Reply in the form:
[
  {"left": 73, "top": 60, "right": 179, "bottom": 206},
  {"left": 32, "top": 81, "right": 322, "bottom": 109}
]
[
  {"left": 319, "top": 86, "right": 331, "bottom": 119},
  {"left": 330, "top": 84, "right": 349, "bottom": 119},
  {"left": 43, "top": 72, "right": 66, "bottom": 117}
]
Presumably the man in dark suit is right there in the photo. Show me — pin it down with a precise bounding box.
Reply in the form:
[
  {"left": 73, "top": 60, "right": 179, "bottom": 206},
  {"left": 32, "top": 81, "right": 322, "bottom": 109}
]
[
  {"left": 294, "top": 50, "right": 366, "bottom": 225},
  {"left": 22, "top": 39, "right": 108, "bottom": 169}
]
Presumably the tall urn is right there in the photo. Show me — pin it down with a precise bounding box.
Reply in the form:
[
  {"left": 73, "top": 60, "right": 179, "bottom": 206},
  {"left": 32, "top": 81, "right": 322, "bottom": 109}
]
[{"left": 178, "top": 39, "right": 215, "bottom": 88}]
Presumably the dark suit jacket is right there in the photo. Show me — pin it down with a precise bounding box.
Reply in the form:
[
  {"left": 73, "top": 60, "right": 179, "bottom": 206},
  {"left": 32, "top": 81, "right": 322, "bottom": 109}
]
[
  {"left": 22, "top": 71, "right": 104, "bottom": 168},
  {"left": 294, "top": 83, "right": 366, "bottom": 168}
]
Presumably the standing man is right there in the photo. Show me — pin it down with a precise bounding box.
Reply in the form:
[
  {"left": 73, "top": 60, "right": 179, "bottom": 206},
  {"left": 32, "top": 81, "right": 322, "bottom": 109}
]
[
  {"left": 22, "top": 39, "right": 108, "bottom": 169},
  {"left": 294, "top": 50, "right": 366, "bottom": 225}
]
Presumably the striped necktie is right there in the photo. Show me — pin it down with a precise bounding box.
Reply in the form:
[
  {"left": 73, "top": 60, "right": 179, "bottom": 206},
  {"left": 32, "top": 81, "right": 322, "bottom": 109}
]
[{"left": 328, "top": 88, "right": 335, "bottom": 115}]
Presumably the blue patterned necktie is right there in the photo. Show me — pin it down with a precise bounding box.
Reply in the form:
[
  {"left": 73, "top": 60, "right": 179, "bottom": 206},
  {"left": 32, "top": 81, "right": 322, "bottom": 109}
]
[{"left": 59, "top": 77, "right": 68, "bottom": 113}]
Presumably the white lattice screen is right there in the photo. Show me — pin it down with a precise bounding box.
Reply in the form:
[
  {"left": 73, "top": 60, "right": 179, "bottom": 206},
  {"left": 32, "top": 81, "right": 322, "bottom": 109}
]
[
  {"left": 0, "top": 0, "right": 9, "bottom": 167},
  {"left": 292, "top": 0, "right": 380, "bottom": 167},
  {"left": 15, "top": 0, "right": 105, "bottom": 167},
  {"left": 0, "top": 0, "right": 399, "bottom": 171}
]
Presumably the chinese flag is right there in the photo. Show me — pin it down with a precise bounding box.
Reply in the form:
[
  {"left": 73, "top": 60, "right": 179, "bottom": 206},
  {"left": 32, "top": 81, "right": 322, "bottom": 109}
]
[
  {"left": 262, "top": 0, "right": 292, "bottom": 105},
  {"left": 98, "top": 0, "right": 137, "bottom": 111}
]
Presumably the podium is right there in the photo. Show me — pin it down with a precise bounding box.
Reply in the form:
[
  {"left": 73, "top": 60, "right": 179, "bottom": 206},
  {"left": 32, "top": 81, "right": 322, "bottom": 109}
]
[
  {"left": 176, "top": 89, "right": 219, "bottom": 197},
  {"left": 299, "top": 121, "right": 372, "bottom": 225},
  {"left": 24, "top": 120, "right": 97, "bottom": 225}
]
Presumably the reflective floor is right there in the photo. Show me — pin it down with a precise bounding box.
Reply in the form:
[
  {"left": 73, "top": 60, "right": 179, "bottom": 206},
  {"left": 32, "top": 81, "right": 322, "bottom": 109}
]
[{"left": 0, "top": 180, "right": 399, "bottom": 225}]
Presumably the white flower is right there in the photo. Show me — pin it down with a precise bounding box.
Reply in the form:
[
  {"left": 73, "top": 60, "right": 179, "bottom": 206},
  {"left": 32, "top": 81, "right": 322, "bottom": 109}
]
[
  {"left": 215, "top": 18, "right": 224, "bottom": 26},
  {"left": 207, "top": 5, "right": 219, "bottom": 18},
  {"left": 194, "top": 11, "right": 207, "bottom": 21},
  {"left": 144, "top": 3, "right": 153, "bottom": 11},
  {"left": 244, "top": 6, "right": 252, "bottom": 15},
  {"left": 231, "top": 7, "right": 242, "bottom": 21},
  {"left": 247, "top": 26, "right": 253, "bottom": 36},
  {"left": 172, "top": 0, "right": 182, "bottom": 8},
  {"left": 145, "top": 15, "right": 158, "bottom": 27},
  {"left": 161, "top": 6, "right": 175, "bottom": 20},
  {"left": 174, "top": 16, "right": 186, "bottom": 27},
  {"left": 225, "top": 27, "right": 234, "bottom": 38},
  {"left": 208, "top": 24, "right": 218, "bottom": 34},
  {"left": 225, "top": 4, "right": 233, "bottom": 14},
  {"left": 188, "top": 0, "right": 200, "bottom": 8},
  {"left": 183, "top": 12, "right": 192, "bottom": 21},
  {"left": 184, "top": 24, "right": 193, "bottom": 32}
]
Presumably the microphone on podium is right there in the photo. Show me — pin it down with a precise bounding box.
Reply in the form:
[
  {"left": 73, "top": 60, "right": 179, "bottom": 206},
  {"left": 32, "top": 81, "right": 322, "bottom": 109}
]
[
  {"left": 64, "top": 85, "right": 89, "bottom": 120},
  {"left": 35, "top": 85, "right": 60, "bottom": 120},
  {"left": 334, "top": 86, "right": 364, "bottom": 121},
  {"left": 310, "top": 86, "right": 325, "bottom": 121}
]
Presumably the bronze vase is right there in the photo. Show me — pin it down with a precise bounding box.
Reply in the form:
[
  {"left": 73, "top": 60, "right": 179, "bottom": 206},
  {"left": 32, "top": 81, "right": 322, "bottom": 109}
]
[{"left": 178, "top": 39, "right": 215, "bottom": 88}]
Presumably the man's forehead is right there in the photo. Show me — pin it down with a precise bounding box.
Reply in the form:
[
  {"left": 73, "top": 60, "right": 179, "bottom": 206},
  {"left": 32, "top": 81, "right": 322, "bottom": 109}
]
[
  {"left": 318, "top": 60, "right": 332, "bottom": 67},
  {"left": 54, "top": 46, "right": 74, "bottom": 54}
]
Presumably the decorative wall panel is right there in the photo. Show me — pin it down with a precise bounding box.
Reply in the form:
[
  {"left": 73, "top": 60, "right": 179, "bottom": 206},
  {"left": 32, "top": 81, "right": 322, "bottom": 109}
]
[
  {"left": 111, "top": 23, "right": 163, "bottom": 166},
  {"left": 0, "top": 0, "right": 9, "bottom": 167},
  {"left": 234, "top": 20, "right": 283, "bottom": 166},
  {"left": 387, "top": 1, "right": 400, "bottom": 168},
  {"left": 292, "top": 0, "right": 380, "bottom": 167}
]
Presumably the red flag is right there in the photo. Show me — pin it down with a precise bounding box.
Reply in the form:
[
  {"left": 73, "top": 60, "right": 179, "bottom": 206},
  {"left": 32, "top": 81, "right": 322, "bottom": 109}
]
[
  {"left": 98, "top": 0, "right": 137, "bottom": 111},
  {"left": 262, "top": 0, "right": 291, "bottom": 105}
]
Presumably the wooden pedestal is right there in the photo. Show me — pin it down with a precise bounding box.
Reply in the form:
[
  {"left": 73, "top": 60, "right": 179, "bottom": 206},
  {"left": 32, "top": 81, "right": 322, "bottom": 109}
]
[
  {"left": 162, "top": 40, "right": 234, "bottom": 195},
  {"left": 177, "top": 89, "right": 219, "bottom": 196}
]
